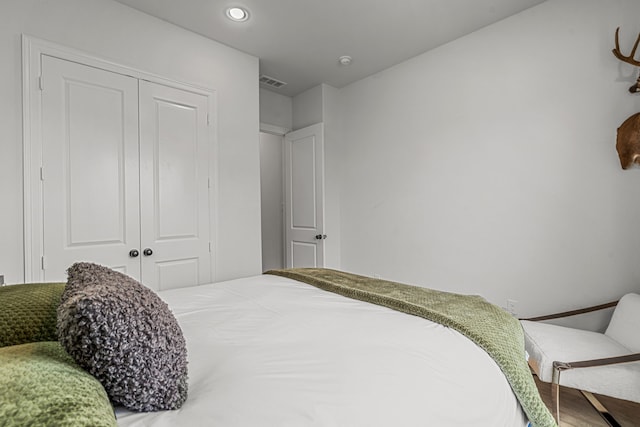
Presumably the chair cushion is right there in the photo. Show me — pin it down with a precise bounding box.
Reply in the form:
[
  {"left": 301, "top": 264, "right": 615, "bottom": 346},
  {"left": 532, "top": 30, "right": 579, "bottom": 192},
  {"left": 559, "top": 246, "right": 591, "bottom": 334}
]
[
  {"left": 521, "top": 319, "right": 640, "bottom": 403},
  {"left": 605, "top": 293, "right": 640, "bottom": 352}
]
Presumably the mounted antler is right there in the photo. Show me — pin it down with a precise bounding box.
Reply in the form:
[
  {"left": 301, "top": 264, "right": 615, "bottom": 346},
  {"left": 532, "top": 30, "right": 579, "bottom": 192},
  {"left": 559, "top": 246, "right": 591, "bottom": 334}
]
[
  {"left": 613, "top": 27, "right": 640, "bottom": 93},
  {"left": 613, "top": 27, "right": 640, "bottom": 65}
]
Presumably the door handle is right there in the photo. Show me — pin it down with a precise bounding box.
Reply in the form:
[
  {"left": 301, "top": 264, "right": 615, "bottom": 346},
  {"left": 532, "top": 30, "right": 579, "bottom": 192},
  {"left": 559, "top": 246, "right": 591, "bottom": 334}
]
[
  {"left": 315, "top": 234, "right": 327, "bottom": 240},
  {"left": 143, "top": 248, "right": 153, "bottom": 256},
  {"left": 129, "top": 249, "right": 140, "bottom": 258}
]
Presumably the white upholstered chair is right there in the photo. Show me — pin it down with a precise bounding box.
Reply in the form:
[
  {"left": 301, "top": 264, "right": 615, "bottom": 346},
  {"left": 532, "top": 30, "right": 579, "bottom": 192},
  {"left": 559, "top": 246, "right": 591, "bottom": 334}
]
[{"left": 520, "top": 293, "right": 640, "bottom": 425}]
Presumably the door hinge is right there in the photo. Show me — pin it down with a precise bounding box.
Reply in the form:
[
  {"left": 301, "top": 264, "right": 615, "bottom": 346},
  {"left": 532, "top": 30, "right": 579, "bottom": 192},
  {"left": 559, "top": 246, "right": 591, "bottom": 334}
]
[
  {"left": 40, "top": 167, "right": 45, "bottom": 181},
  {"left": 41, "top": 255, "right": 46, "bottom": 270},
  {"left": 208, "top": 177, "right": 211, "bottom": 189},
  {"left": 207, "top": 114, "right": 210, "bottom": 125},
  {"left": 208, "top": 242, "right": 212, "bottom": 253},
  {"left": 38, "top": 75, "right": 44, "bottom": 91}
]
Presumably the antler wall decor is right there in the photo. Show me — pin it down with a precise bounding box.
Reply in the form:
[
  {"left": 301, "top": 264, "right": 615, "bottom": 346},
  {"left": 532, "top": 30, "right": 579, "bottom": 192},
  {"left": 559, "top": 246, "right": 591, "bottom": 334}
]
[
  {"left": 613, "top": 27, "right": 640, "bottom": 169},
  {"left": 612, "top": 27, "right": 640, "bottom": 93}
]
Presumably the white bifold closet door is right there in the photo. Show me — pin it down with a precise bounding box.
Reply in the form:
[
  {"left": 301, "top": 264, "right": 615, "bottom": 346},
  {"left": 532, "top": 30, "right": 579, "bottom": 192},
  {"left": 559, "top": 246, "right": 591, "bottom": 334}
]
[{"left": 40, "top": 55, "right": 211, "bottom": 290}]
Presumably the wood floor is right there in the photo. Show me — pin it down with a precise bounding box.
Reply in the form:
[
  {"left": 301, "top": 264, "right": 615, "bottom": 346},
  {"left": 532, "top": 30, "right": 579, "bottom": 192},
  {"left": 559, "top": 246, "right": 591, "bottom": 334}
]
[{"left": 533, "top": 375, "right": 640, "bottom": 426}]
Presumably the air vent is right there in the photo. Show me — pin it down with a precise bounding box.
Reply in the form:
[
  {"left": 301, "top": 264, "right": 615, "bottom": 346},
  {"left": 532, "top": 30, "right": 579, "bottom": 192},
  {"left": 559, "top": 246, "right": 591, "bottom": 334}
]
[{"left": 259, "top": 75, "right": 287, "bottom": 89}]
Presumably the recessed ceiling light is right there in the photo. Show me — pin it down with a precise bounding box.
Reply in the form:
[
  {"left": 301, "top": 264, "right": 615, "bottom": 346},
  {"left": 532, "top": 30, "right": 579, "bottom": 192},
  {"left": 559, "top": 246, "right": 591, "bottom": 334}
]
[
  {"left": 338, "top": 56, "right": 353, "bottom": 66},
  {"left": 226, "top": 7, "right": 249, "bottom": 22}
]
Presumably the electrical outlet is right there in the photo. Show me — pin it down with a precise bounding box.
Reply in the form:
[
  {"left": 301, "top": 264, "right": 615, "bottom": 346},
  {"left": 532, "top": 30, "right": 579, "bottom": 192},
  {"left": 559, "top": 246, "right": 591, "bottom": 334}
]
[{"left": 506, "top": 299, "right": 518, "bottom": 316}]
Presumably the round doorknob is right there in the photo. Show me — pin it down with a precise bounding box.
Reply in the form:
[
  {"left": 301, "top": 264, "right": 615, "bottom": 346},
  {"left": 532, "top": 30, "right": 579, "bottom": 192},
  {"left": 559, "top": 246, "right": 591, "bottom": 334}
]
[
  {"left": 129, "top": 249, "right": 139, "bottom": 258},
  {"left": 143, "top": 248, "right": 153, "bottom": 256},
  {"left": 315, "top": 234, "right": 327, "bottom": 240}
]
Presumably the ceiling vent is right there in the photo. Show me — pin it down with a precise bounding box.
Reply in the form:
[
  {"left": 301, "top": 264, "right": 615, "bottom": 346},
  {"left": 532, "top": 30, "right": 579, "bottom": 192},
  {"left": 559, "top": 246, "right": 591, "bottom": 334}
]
[{"left": 259, "top": 75, "right": 287, "bottom": 89}]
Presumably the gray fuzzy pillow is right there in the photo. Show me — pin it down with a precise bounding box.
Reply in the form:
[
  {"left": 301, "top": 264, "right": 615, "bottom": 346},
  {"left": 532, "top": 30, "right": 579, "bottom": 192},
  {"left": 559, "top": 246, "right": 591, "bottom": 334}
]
[{"left": 57, "top": 262, "right": 188, "bottom": 412}]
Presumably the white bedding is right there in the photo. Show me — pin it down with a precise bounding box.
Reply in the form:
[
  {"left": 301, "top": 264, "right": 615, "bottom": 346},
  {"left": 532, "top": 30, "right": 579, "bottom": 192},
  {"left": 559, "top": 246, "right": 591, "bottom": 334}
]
[{"left": 116, "top": 274, "right": 529, "bottom": 426}]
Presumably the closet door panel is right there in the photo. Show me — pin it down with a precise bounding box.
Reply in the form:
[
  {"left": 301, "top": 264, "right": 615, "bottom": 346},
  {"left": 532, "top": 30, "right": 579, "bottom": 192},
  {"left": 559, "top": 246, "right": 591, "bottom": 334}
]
[
  {"left": 139, "top": 81, "right": 211, "bottom": 290},
  {"left": 41, "top": 55, "right": 141, "bottom": 281}
]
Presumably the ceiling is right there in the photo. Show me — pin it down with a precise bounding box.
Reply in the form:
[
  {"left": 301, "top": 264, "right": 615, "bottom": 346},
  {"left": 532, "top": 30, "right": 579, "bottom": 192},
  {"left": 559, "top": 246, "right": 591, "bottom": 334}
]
[{"left": 113, "top": 0, "right": 546, "bottom": 97}]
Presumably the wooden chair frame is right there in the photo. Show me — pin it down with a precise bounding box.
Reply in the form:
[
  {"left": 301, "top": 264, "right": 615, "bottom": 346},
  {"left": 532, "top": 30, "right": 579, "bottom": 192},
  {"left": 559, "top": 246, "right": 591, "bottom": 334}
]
[{"left": 522, "top": 300, "right": 640, "bottom": 427}]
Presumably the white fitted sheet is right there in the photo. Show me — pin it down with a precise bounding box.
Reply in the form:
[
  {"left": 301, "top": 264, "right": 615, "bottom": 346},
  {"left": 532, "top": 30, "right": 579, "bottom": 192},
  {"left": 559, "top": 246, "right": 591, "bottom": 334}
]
[{"left": 116, "top": 274, "right": 529, "bottom": 426}]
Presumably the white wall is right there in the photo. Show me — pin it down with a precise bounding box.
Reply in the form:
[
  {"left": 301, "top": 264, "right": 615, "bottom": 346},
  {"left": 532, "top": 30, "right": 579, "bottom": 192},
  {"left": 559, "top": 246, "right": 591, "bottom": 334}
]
[
  {"left": 260, "top": 88, "right": 292, "bottom": 130},
  {"left": 0, "top": 0, "right": 262, "bottom": 283},
  {"left": 293, "top": 85, "right": 324, "bottom": 130},
  {"left": 322, "top": 85, "right": 343, "bottom": 269},
  {"left": 338, "top": 0, "right": 640, "bottom": 316}
]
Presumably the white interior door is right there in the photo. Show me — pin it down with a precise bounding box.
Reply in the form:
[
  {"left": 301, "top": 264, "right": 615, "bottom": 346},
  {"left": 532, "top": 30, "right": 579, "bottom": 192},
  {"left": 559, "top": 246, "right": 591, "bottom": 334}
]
[
  {"left": 41, "top": 55, "right": 141, "bottom": 281},
  {"left": 139, "top": 81, "right": 211, "bottom": 290},
  {"left": 39, "top": 56, "right": 212, "bottom": 289},
  {"left": 284, "top": 123, "right": 325, "bottom": 268}
]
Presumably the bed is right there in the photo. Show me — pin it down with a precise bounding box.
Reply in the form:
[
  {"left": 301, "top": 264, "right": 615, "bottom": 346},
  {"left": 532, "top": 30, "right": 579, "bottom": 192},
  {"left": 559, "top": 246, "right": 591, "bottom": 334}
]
[
  {"left": 112, "top": 269, "right": 553, "bottom": 427},
  {"left": 0, "top": 267, "right": 555, "bottom": 427}
]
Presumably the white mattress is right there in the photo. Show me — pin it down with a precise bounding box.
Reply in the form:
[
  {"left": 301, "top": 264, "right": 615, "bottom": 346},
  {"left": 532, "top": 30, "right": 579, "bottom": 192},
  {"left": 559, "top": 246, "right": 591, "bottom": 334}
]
[{"left": 116, "top": 274, "right": 529, "bottom": 426}]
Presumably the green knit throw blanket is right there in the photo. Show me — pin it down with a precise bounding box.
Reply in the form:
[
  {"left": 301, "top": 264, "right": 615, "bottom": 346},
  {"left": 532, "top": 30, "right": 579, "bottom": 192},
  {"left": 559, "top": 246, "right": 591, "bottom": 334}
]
[{"left": 265, "top": 268, "right": 556, "bottom": 427}]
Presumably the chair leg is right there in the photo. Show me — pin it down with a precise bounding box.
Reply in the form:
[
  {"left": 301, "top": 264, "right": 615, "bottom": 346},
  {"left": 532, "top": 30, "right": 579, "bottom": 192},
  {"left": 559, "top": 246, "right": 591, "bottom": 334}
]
[
  {"left": 551, "top": 366, "right": 562, "bottom": 424},
  {"left": 580, "top": 390, "right": 622, "bottom": 427}
]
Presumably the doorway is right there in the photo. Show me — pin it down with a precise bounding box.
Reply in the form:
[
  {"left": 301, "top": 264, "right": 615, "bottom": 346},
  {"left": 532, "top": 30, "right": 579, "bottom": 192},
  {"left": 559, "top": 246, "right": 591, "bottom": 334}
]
[
  {"left": 259, "top": 122, "right": 326, "bottom": 271},
  {"left": 259, "top": 131, "right": 285, "bottom": 271}
]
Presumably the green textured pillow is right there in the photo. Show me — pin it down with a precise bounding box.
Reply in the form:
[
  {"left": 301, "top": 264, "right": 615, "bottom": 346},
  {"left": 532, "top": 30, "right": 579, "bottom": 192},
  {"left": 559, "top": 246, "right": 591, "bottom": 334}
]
[
  {"left": 0, "top": 282, "right": 65, "bottom": 347},
  {"left": 0, "top": 341, "right": 116, "bottom": 427}
]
